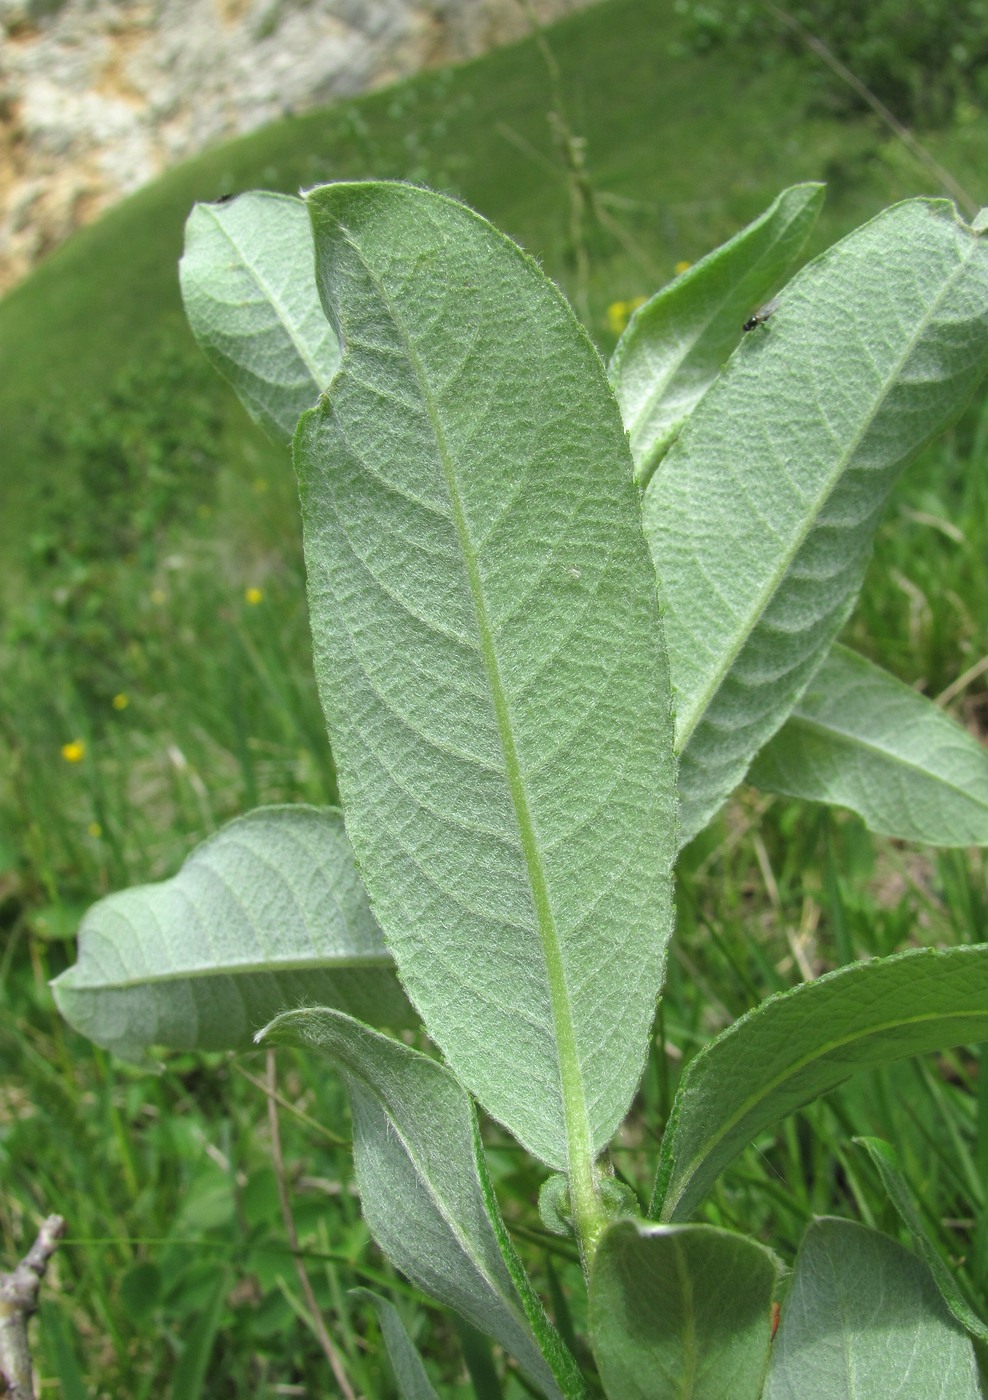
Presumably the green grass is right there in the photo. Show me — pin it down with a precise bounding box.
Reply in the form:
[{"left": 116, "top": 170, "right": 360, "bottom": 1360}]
[{"left": 3, "top": 0, "right": 988, "bottom": 1392}]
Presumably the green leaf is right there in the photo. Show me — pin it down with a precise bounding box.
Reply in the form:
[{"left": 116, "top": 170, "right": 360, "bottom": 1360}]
[
  {"left": 261, "top": 1007, "right": 584, "bottom": 1400},
  {"left": 588, "top": 1219, "right": 780, "bottom": 1400},
  {"left": 179, "top": 191, "right": 340, "bottom": 441},
  {"left": 762, "top": 1218, "right": 981, "bottom": 1399},
  {"left": 652, "top": 945, "right": 988, "bottom": 1223},
  {"left": 854, "top": 1136, "right": 988, "bottom": 1344},
  {"left": 295, "top": 181, "right": 677, "bottom": 1186},
  {"left": 642, "top": 199, "right": 988, "bottom": 847},
  {"left": 749, "top": 644, "right": 988, "bottom": 846},
  {"left": 51, "top": 806, "right": 413, "bottom": 1061},
  {"left": 351, "top": 1291, "right": 441, "bottom": 1400},
  {"left": 610, "top": 182, "right": 823, "bottom": 486}
]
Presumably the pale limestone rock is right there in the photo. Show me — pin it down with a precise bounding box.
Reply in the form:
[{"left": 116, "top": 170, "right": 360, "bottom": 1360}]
[{"left": 0, "top": 0, "right": 595, "bottom": 293}]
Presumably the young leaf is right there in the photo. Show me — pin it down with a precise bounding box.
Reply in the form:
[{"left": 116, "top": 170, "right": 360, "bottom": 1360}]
[
  {"left": 295, "top": 182, "right": 677, "bottom": 1199},
  {"left": 651, "top": 945, "right": 988, "bottom": 1223},
  {"left": 51, "top": 806, "right": 413, "bottom": 1061},
  {"left": 351, "top": 1291, "right": 441, "bottom": 1400},
  {"left": 179, "top": 191, "right": 339, "bottom": 442},
  {"left": 748, "top": 644, "right": 988, "bottom": 846},
  {"left": 642, "top": 199, "right": 988, "bottom": 846},
  {"left": 260, "top": 1007, "right": 585, "bottom": 1400},
  {"left": 610, "top": 182, "right": 823, "bottom": 486},
  {"left": 762, "top": 1218, "right": 981, "bottom": 1399},
  {"left": 854, "top": 1136, "right": 988, "bottom": 1344},
  {"left": 588, "top": 1219, "right": 780, "bottom": 1400}
]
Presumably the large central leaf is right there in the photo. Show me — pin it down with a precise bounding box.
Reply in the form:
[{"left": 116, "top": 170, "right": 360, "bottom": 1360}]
[{"left": 294, "top": 182, "right": 676, "bottom": 1171}]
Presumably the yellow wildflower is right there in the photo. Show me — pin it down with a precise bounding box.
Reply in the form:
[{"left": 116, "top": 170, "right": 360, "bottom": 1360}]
[
  {"left": 607, "top": 300, "right": 629, "bottom": 335},
  {"left": 112, "top": 693, "right": 129, "bottom": 710},
  {"left": 674, "top": 260, "right": 692, "bottom": 275},
  {"left": 61, "top": 740, "right": 85, "bottom": 763},
  {"left": 88, "top": 822, "right": 102, "bottom": 839},
  {"left": 607, "top": 296, "right": 648, "bottom": 336},
  {"left": 245, "top": 586, "right": 263, "bottom": 606}
]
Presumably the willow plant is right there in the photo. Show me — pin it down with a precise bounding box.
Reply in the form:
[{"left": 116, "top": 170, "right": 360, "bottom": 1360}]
[{"left": 54, "top": 179, "right": 988, "bottom": 1397}]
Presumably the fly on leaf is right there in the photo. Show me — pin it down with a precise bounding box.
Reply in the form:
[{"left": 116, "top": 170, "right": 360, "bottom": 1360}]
[{"left": 742, "top": 297, "right": 779, "bottom": 333}]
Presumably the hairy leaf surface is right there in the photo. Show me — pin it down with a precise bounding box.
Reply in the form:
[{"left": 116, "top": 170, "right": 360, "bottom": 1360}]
[
  {"left": 52, "top": 806, "right": 412, "bottom": 1061},
  {"left": 295, "top": 182, "right": 677, "bottom": 1170},
  {"left": 652, "top": 945, "right": 988, "bottom": 1222},
  {"left": 261, "top": 1008, "right": 583, "bottom": 1400},
  {"left": 589, "top": 1220, "right": 780, "bottom": 1400},
  {"left": 642, "top": 199, "right": 988, "bottom": 845},
  {"left": 763, "top": 1219, "right": 981, "bottom": 1399},
  {"left": 611, "top": 183, "right": 822, "bottom": 485},
  {"left": 180, "top": 191, "right": 339, "bottom": 441},
  {"left": 750, "top": 644, "right": 988, "bottom": 845}
]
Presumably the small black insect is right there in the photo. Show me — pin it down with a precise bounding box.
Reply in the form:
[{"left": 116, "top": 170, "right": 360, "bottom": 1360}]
[
  {"left": 742, "top": 297, "right": 779, "bottom": 333},
  {"left": 214, "top": 192, "right": 236, "bottom": 204}
]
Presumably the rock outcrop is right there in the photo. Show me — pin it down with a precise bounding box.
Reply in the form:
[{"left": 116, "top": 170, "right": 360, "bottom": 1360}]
[{"left": 0, "top": 0, "right": 594, "bottom": 293}]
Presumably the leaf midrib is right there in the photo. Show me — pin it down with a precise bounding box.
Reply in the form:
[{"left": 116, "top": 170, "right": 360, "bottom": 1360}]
[
  {"left": 676, "top": 237, "right": 975, "bottom": 753},
  {"left": 62, "top": 950, "right": 395, "bottom": 991},
  {"left": 664, "top": 997, "right": 988, "bottom": 1219},
  {"left": 336, "top": 223, "right": 593, "bottom": 1174}
]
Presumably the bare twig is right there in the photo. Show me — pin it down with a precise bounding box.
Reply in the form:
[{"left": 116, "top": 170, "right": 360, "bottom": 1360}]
[
  {"left": 0, "top": 1215, "right": 66, "bottom": 1400},
  {"left": 265, "top": 1051, "right": 357, "bottom": 1400}
]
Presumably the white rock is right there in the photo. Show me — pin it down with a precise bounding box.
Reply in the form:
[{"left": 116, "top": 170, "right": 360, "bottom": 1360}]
[{"left": 0, "top": 0, "right": 596, "bottom": 294}]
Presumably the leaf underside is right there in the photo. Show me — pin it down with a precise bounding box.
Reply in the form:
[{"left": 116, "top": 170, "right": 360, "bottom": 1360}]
[
  {"left": 763, "top": 1219, "right": 981, "bottom": 1399},
  {"left": 262, "top": 1008, "right": 582, "bottom": 1400},
  {"left": 749, "top": 643, "right": 988, "bottom": 846},
  {"left": 51, "top": 806, "right": 413, "bottom": 1061},
  {"left": 643, "top": 198, "right": 988, "bottom": 846},
  {"left": 179, "top": 190, "right": 340, "bottom": 442},
  {"left": 653, "top": 945, "right": 988, "bottom": 1222},
  {"left": 611, "top": 181, "right": 823, "bottom": 486},
  {"left": 295, "top": 181, "right": 677, "bottom": 1169}
]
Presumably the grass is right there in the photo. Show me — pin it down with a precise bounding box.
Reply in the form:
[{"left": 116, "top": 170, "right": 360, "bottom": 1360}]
[{"left": 3, "top": 0, "right": 988, "bottom": 1392}]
